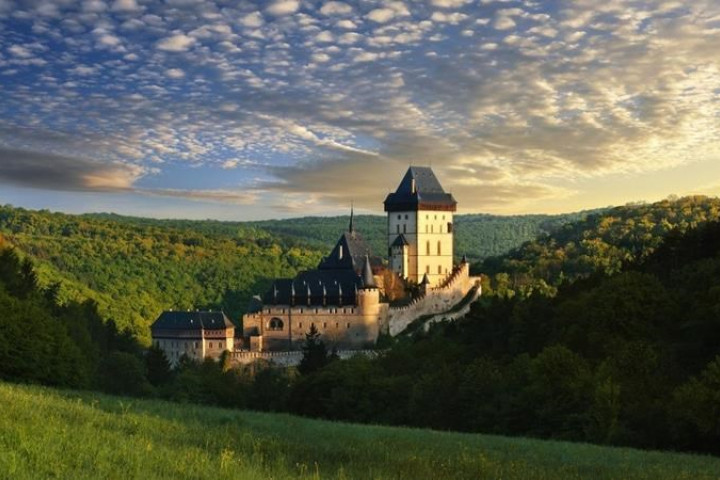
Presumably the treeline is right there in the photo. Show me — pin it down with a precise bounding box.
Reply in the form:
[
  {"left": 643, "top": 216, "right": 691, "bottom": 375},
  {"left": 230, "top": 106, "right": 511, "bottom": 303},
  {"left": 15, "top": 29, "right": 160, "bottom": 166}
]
[
  {"left": 249, "top": 212, "right": 592, "bottom": 262},
  {"left": 79, "top": 217, "right": 720, "bottom": 455},
  {"left": 480, "top": 196, "right": 720, "bottom": 297},
  {"left": 283, "top": 219, "right": 720, "bottom": 454},
  {"left": 0, "top": 206, "right": 323, "bottom": 342},
  {"left": 0, "top": 204, "right": 588, "bottom": 342},
  {"left": 0, "top": 243, "right": 142, "bottom": 389}
]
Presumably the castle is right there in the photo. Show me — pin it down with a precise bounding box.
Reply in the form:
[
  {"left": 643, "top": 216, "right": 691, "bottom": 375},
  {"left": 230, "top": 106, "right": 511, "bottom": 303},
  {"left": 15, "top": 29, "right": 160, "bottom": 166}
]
[
  {"left": 151, "top": 166, "right": 480, "bottom": 361},
  {"left": 240, "top": 166, "right": 478, "bottom": 352}
]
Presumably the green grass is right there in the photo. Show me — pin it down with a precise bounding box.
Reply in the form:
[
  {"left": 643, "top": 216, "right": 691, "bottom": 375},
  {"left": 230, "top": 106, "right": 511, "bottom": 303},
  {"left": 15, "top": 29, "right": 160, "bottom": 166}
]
[{"left": 0, "top": 381, "right": 718, "bottom": 479}]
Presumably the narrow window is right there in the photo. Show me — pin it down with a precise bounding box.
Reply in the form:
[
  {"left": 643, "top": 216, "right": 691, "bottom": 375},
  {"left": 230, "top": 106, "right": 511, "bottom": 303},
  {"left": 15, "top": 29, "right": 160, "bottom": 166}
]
[
  {"left": 426, "top": 265, "right": 430, "bottom": 274},
  {"left": 346, "top": 323, "right": 350, "bottom": 329},
  {"left": 397, "top": 214, "right": 401, "bottom": 220},
  {"left": 323, "top": 322, "right": 327, "bottom": 328},
  {"left": 404, "top": 214, "right": 408, "bottom": 220},
  {"left": 403, "top": 224, "right": 406, "bottom": 234},
  {"left": 437, "top": 241, "right": 441, "bottom": 255},
  {"left": 438, "top": 265, "right": 442, "bottom": 274},
  {"left": 209, "top": 342, "right": 213, "bottom": 348},
  {"left": 336, "top": 322, "right": 339, "bottom": 328},
  {"left": 396, "top": 224, "right": 400, "bottom": 234},
  {"left": 431, "top": 224, "right": 434, "bottom": 233},
  {"left": 447, "top": 222, "right": 453, "bottom": 233},
  {"left": 426, "top": 241, "right": 430, "bottom": 255},
  {"left": 299, "top": 322, "right": 303, "bottom": 329}
]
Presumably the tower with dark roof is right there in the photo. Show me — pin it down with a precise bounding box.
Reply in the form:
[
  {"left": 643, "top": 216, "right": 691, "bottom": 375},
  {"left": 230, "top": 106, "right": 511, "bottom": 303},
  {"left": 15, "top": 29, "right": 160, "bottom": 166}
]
[{"left": 384, "top": 166, "right": 457, "bottom": 286}]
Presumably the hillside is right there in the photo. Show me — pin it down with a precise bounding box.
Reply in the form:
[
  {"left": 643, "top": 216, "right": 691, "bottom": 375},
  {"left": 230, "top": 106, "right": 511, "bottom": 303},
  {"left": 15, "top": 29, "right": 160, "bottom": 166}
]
[
  {"left": 2, "top": 381, "right": 718, "bottom": 480},
  {"left": 480, "top": 195, "right": 720, "bottom": 296},
  {"left": 0, "top": 206, "right": 324, "bottom": 342},
  {"left": 0, "top": 205, "right": 587, "bottom": 341}
]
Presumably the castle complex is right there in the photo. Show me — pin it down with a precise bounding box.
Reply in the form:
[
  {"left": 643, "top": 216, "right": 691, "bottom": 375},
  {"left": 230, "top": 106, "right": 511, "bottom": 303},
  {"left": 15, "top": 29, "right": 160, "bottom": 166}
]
[{"left": 151, "top": 167, "right": 480, "bottom": 361}]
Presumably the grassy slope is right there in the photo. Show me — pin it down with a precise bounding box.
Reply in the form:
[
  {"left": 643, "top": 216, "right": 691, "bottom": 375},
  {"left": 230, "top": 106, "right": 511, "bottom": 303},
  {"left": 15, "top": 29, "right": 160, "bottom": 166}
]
[{"left": 1, "top": 381, "right": 718, "bottom": 480}]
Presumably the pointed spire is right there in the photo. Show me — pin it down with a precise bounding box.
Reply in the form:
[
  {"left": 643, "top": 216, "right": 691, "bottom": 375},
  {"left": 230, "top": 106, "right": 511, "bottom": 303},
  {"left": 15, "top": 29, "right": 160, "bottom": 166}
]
[
  {"left": 462, "top": 253, "right": 468, "bottom": 264},
  {"left": 307, "top": 284, "right": 311, "bottom": 306},
  {"left": 360, "top": 254, "right": 376, "bottom": 289},
  {"left": 348, "top": 202, "right": 354, "bottom": 236},
  {"left": 338, "top": 282, "right": 343, "bottom": 306},
  {"left": 291, "top": 281, "right": 296, "bottom": 307},
  {"left": 420, "top": 273, "right": 430, "bottom": 286},
  {"left": 322, "top": 282, "right": 327, "bottom": 306},
  {"left": 272, "top": 282, "right": 278, "bottom": 303}
]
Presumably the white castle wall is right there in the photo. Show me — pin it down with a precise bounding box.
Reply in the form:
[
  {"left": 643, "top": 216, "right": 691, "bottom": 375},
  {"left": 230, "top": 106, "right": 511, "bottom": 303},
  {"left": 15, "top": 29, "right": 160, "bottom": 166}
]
[{"left": 386, "top": 262, "right": 481, "bottom": 336}]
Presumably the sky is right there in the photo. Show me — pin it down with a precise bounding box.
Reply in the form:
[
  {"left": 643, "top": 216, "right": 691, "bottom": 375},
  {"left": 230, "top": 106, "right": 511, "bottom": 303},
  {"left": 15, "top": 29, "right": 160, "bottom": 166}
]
[{"left": 1, "top": 0, "right": 720, "bottom": 220}]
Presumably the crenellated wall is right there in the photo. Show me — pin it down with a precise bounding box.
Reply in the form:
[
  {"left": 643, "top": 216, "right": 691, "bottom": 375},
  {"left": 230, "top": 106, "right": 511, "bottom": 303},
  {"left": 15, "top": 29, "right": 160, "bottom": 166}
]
[{"left": 386, "top": 262, "right": 480, "bottom": 336}]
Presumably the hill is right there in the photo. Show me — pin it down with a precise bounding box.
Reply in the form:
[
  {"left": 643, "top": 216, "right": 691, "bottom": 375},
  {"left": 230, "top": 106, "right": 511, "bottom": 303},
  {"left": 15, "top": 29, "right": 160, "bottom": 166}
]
[
  {"left": 2, "top": 381, "right": 718, "bottom": 480},
  {"left": 480, "top": 195, "right": 720, "bottom": 296},
  {"left": 0, "top": 205, "right": 588, "bottom": 341}
]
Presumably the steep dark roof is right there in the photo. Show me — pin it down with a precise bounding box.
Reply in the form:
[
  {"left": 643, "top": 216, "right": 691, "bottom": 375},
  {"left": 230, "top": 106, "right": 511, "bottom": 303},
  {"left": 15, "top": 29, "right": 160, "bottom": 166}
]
[
  {"left": 360, "top": 255, "right": 377, "bottom": 289},
  {"left": 318, "top": 229, "right": 382, "bottom": 272},
  {"left": 384, "top": 166, "right": 457, "bottom": 212},
  {"left": 262, "top": 269, "right": 362, "bottom": 307},
  {"left": 151, "top": 311, "right": 234, "bottom": 331},
  {"left": 391, "top": 234, "right": 409, "bottom": 247}
]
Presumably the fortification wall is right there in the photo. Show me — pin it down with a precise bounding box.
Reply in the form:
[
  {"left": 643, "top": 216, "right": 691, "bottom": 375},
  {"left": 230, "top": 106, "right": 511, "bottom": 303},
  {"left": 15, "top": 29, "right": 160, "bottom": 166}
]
[
  {"left": 229, "top": 349, "right": 378, "bottom": 367},
  {"left": 386, "top": 262, "right": 480, "bottom": 336}
]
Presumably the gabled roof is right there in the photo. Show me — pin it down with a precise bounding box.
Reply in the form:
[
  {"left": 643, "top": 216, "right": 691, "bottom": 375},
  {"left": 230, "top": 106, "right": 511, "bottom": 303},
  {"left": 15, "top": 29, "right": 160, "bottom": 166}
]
[
  {"left": 261, "top": 269, "right": 362, "bottom": 307},
  {"left": 317, "top": 215, "right": 382, "bottom": 272},
  {"left": 384, "top": 166, "right": 457, "bottom": 212},
  {"left": 151, "top": 311, "right": 234, "bottom": 331},
  {"left": 391, "top": 234, "right": 409, "bottom": 247}
]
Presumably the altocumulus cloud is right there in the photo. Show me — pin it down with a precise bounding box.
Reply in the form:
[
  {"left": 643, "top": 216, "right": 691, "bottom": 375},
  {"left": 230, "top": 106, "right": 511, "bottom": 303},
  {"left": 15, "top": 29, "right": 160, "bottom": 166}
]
[{"left": 0, "top": 0, "right": 719, "bottom": 216}]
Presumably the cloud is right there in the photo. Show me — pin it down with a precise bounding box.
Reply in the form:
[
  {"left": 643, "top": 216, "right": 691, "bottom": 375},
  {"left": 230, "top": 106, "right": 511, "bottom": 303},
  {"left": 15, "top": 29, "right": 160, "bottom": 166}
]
[
  {"left": 111, "top": 0, "right": 140, "bottom": 12},
  {"left": 0, "top": 147, "right": 144, "bottom": 192},
  {"left": 320, "top": 2, "right": 353, "bottom": 16},
  {"left": 166, "top": 68, "right": 185, "bottom": 78},
  {"left": 431, "top": 0, "right": 472, "bottom": 7},
  {"left": 156, "top": 33, "right": 196, "bottom": 52},
  {"left": 136, "top": 188, "right": 258, "bottom": 205},
  {"left": 240, "top": 11, "right": 264, "bottom": 28},
  {"left": 8, "top": 45, "right": 33, "bottom": 58},
  {"left": 366, "top": 8, "right": 398, "bottom": 23},
  {"left": 266, "top": 0, "right": 300, "bottom": 16}
]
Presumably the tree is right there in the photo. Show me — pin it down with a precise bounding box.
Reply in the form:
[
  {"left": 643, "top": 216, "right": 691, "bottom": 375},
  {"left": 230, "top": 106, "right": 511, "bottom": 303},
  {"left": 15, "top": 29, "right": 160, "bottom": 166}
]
[
  {"left": 298, "top": 324, "right": 328, "bottom": 375},
  {"left": 145, "top": 345, "right": 172, "bottom": 386}
]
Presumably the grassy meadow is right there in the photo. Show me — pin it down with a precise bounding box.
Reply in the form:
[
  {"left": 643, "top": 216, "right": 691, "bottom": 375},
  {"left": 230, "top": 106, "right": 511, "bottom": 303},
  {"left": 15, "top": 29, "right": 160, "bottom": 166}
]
[{"left": 1, "top": 381, "right": 719, "bottom": 479}]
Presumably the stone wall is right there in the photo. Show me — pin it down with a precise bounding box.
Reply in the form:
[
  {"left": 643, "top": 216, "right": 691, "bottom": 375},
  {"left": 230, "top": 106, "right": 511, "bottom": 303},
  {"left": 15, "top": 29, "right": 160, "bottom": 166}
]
[
  {"left": 386, "top": 262, "right": 480, "bottom": 336},
  {"left": 229, "top": 349, "right": 378, "bottom": 367}
]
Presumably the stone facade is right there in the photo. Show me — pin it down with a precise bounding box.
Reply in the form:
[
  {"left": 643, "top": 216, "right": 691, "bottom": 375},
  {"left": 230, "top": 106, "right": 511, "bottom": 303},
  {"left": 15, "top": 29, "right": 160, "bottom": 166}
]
[
  {"left": 385, "top": 167, "right": 457, "bottom": 287},
  {"left": 150, "top": 310, "right": 235, "bottom": 365}
]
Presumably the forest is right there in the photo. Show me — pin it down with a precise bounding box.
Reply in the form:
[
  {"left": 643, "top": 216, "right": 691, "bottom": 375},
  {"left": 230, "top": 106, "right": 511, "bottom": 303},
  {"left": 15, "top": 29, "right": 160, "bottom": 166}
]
[
  {"left": 0, "top": 205, "right": 585, "bottom": 342},
  {"left": 1, "top": 196, "right": 720, "bottom": 455}
]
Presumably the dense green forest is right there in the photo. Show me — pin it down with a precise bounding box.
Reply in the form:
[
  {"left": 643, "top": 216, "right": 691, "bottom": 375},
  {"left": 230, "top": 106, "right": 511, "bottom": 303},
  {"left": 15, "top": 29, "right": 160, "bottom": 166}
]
[
  {"left": 0, "top": 206, "right": 323, "bottom": 342},
  {"left": 246, "top": 211, "right": 593, "bottom": 261},
  {"left": 2, "top": 197, "right": 720, "bottom": 456},
  {"left": 480, "top": 196, "right": 720, "bottom": 297},
  {"left": 0, "top": 205, "right": 586, "bottom": 341},
  {"left": 285, "top": 218, "right": 720, "bottom": 454}
]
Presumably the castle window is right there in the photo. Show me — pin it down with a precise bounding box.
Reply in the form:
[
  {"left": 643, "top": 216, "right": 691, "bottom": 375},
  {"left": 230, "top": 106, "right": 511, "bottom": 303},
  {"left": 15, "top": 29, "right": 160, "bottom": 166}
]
[
  {"left": 442, "top": 215, "right": 445, "bottom": 220},
  {"left": 426, "top": 265, "right": 430, "bottom": 274},
  {"left": 431, "top": 224, "right": 434, "bottom": 233},
  {"left": 209, "top": 342, "right": 213, "bottom": 348},
  {"left": 336, "top": 322, "right": 339, "bottom": 328},
  {"left": 426, "top": 241, "right": 430, "bottom": 255},
  {"left": 269, "top": 318, "right": 284, "bottom": 331},
  {"left": 346, "top": 323, "right": 350, "bottom": 329},
  {"left": 437, "top": 241, "right": 441, "bottom": 255},
  {"left": 219, "top": 342, "right": 223, "bottom": 349},
  {"left": 447, "top": 222, "right": 453, "bottom": 233},
  {"left": 403, "top": 224, "right": 406, "bottom": 234},
  {"left": 343, "top": 308, "right": 346, "bottom": 314},
  {"left": 404, "top": 214, "right": 408, "bottom": 220},
  {"left": 397, "top": 214, "right": 401, "bottom": 220},
  {"left": 438, "top": 265, "right": 442, "bottom": 274},
  {"left": 396, "top": 225, "right": 400, "bottom": 234},
  {"left": 434, "top": 215, "right": 437, "bottom": 220},
  {"left": 323, "top": 322, "right": 327, "bottom": 328},
  {"left": 299, "top": 322, "right": 303, "bottom": 329},
  {"left": 426, "top": 214, "right": 429, "bottom": 219}
]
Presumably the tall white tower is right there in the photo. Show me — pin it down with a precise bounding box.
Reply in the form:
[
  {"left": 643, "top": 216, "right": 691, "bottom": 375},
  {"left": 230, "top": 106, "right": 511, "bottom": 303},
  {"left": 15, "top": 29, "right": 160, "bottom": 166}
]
[{"left": 384, "top": 167, "right": 457, "bottom": 287}]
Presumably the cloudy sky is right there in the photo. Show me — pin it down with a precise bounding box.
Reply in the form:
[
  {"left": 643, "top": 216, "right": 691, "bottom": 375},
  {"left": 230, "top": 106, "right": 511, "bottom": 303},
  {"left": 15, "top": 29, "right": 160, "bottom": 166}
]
[{"left": 1, "top": 0, "right": 720, "bottom": 220}]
